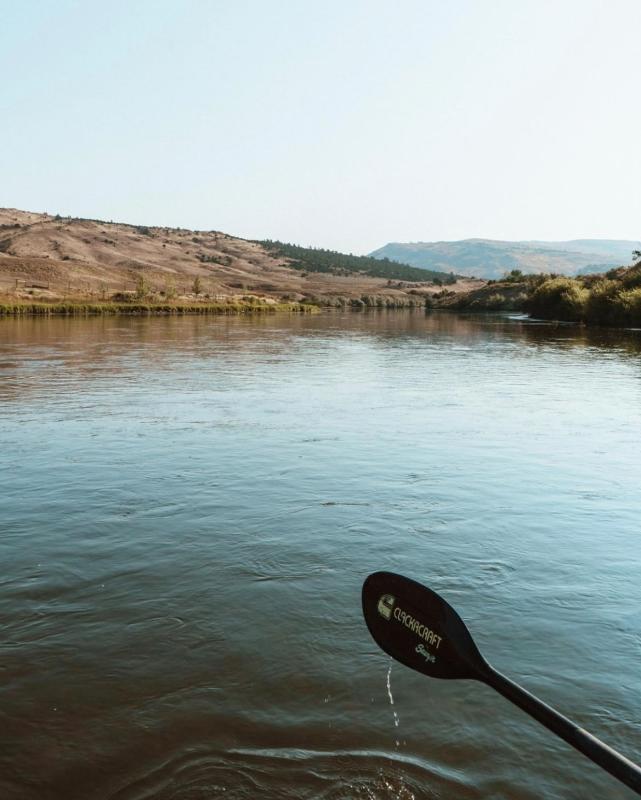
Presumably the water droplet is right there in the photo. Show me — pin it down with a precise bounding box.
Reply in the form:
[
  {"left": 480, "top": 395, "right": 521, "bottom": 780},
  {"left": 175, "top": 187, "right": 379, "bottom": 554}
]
[{"left": 386, "top": 660, "right": 400, "bottom": 748}]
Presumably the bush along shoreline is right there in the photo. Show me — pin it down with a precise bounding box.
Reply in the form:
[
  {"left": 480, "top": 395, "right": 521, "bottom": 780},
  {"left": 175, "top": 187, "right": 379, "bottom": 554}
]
[
  {"left": 441, "top": 254, "right": 641, "bottom": 328},
  {"left": 525, "top": 259, "right": 641, "bottom": 327}
]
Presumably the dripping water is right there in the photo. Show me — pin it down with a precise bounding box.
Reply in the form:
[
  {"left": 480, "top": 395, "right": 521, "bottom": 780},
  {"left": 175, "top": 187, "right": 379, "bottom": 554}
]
[{"left": 386, "top": 660, "right": 400, "bottom": 748}]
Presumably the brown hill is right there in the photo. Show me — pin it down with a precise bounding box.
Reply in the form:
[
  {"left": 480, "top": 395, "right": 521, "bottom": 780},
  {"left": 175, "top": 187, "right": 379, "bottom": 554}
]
[{"left": 0, "top": 209, "right": 481, "bottom": 303}]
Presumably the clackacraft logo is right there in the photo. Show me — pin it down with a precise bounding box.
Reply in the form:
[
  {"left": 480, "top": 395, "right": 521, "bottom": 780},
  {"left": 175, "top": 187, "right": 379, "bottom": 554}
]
[{"left": 377, "top": 594, "right": 395, "bottom": 620}]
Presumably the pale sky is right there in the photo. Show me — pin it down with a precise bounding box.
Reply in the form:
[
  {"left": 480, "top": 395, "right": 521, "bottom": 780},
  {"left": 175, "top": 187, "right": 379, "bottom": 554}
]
[{"left": 1, "top": 0, "right": 640, "bottom": 253}]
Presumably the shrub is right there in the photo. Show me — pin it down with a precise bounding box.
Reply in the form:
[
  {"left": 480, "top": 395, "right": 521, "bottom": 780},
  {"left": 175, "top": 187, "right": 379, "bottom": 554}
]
[
  {"left": 621, "top": 265, "right": 641, "bottom": 289},
  {"left": 613, "top": 287, "right": 641, "bottom": 326},
  {"left": 526, "top": 277, "right": 588, "bottom": 321},
  {"left": 503, "top": 269, "right": 524, "bottom": 283},
  {"left": 525, "top": 273, "right": 552, "bottom": 289},
  {"left": 135, "top": 275, "right": 151, "bottom": 299},
  {"left": 485, "top": 292, "right": 507, "bottom": 309},
  {"left": 585, "top": 279, "right": 620, "bottom": 325}
]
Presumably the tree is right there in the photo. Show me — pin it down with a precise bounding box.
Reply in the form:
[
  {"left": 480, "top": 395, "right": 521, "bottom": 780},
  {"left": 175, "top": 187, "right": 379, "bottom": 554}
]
[
  {"left": 633, "top": 250, "right": 641, "bottom": 264},
  {"left": 135, "top": 275, "right": 151, "bottom": 299},
  {"left": 506, "top": 269, "right": 523, "bottom": 281},
  {"left": 164, "top": 279, "right": 177, "bottom": 299},
  {"left": 192, "top": 276, "right": 202, "bottom": 295}
]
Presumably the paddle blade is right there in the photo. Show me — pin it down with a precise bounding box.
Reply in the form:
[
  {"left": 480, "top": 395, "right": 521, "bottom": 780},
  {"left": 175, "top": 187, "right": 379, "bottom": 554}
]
[{"left": 362, "top": 571, "right": 488, "bottom": 681}]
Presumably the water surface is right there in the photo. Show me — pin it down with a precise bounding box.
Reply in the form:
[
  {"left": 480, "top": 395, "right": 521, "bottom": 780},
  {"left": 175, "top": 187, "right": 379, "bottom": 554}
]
[{"left": 1, "top": 311, "right": 641, "bottom": 799}]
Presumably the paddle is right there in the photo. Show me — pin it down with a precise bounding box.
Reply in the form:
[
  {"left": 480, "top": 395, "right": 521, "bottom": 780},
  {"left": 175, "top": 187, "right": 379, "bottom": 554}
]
[{"left": 362, "top": 571, "right": 641, "bottom": 796}]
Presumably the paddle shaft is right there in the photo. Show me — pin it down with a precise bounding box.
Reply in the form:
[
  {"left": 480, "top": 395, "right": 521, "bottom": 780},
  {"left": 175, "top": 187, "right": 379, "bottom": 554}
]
[{"left": 484, "top": 667, "right": 641, "bottom": 796}]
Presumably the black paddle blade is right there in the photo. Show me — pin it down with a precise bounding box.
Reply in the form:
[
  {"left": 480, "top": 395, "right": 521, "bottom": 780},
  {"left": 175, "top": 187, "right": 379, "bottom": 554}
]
[{"left": 362, "top": 571, "right": 489, "bottom": 681}]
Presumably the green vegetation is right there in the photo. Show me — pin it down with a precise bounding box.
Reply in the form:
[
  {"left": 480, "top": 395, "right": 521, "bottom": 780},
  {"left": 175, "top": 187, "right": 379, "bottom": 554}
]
[
  {"left": 502, "top": 269, "right": 525, "bottom": 283},
  {"left": 198, "top": 253, "right": 233, "bottom": 266},
  {"left": 526, "top": 277, "right": 589, "bottom": 321},
  {"left": 0, "top": 301, "right": 315, "bottom": 317},
  {"left": 300, "top": 294, "right": 429, "bottom": 309},
  {"left": 135, "top": 275, "right": 152, "bottom": 299},
  {"left": 257, "top": 240, "right": 458, "bottom": 284},
  {"left": 163, "top": 279, "right": 177, "bottom": 300},
  {"left": 441, "top": 251, "right": 641, "bottom": 326},
  {"left": 483, "top": 292, "right": 509, "bottom": 309},
  {"left": 526, "top": 260, "right": 641, "bottom": 326}
]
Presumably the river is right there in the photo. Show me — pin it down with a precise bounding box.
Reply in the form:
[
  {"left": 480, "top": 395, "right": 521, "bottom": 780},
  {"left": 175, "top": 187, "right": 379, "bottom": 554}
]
[{"left": 1, "top": 310, "right": 640, "bottom": 799}]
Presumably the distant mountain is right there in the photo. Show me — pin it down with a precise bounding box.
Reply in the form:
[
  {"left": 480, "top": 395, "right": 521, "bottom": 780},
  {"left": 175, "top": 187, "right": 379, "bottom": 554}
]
[{"left": 369, "top": 239, "right": 641, "bottom": 280}]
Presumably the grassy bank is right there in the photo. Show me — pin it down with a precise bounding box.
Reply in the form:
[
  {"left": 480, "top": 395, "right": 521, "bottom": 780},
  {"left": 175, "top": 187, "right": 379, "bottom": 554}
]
[
  {"left": 0, "top": 300, "right": 315, "bottom": 317},
  {"left": 302, "top": 294, "right": 430, "bottom": 309}
]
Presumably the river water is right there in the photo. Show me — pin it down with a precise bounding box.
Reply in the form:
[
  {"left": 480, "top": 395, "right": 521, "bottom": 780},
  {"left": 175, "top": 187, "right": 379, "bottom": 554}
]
[{"left": 1, "top": 311, "right": 640, "bottom": 800}]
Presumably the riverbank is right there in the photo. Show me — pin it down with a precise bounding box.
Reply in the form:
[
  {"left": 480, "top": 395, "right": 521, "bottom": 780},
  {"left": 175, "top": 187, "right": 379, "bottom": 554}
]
[
  {"left": 0, "top": 299, "right": 316, "bottom": 316},
  {"left": 435, "top": 259, "right": 641, "bottom": 328},
  {"left": 0, "top": 292, "right": 443, "bottom": 316}
]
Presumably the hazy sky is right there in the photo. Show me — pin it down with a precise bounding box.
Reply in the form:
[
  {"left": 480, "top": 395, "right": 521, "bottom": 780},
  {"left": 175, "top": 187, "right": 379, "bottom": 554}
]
[{"left": 2, "top": 0, "right": 640, "bottom": 253}]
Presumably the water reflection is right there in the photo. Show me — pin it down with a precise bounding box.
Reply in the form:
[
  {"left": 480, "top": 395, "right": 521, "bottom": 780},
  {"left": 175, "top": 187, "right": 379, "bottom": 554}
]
[{"left": 2, "top": 311, "right": 641, "bottom": 407}]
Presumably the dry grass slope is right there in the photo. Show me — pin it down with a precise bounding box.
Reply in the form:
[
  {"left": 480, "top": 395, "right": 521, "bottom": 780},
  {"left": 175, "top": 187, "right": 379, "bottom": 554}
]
[{"left": 0, "top": 208, "right": 481, "bottom": 307}]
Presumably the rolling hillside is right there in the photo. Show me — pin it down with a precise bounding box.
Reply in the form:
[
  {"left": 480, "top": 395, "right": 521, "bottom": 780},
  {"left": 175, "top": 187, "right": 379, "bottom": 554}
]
[{"left": 0, "top": 208, "right": 461, "bottom": 302}]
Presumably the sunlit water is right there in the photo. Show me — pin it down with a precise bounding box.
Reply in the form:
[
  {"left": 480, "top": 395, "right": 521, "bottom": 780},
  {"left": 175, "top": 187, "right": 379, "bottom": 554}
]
[{"left": 1, "top": 311, "right": 640, "bottom": 800}]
